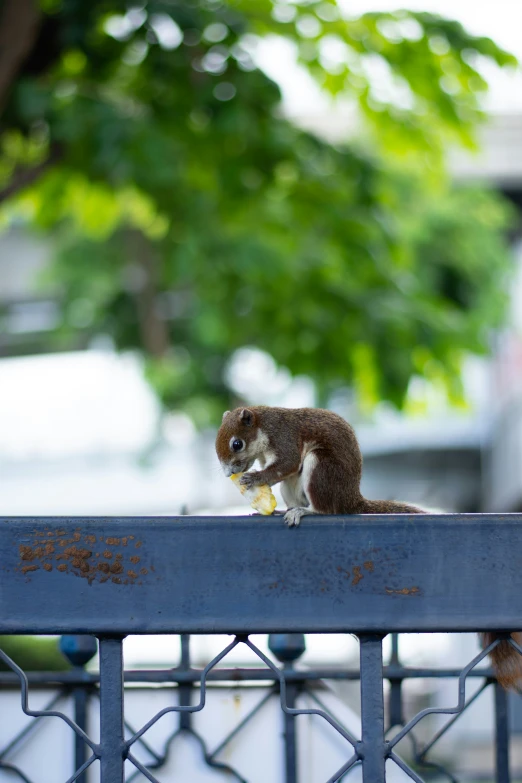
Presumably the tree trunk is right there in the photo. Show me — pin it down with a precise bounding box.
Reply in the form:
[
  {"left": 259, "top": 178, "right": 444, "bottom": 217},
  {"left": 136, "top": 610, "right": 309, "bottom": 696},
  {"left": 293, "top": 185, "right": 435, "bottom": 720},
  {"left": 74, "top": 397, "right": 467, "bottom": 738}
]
[
  {"left": 0, "top": 0, "right": 42, "bottom": 117},
  {"left": 130, "top": 231, "right": 171, "bottom": 357}
]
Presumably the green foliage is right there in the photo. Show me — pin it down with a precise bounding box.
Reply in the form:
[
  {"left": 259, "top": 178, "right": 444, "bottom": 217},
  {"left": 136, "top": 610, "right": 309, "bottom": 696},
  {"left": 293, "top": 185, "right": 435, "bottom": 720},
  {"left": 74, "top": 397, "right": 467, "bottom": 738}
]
[
  {"left": 0, "top": 0, "right": 518, "bottom": 421},
  {"left": 0, "top": 636, "right": 71, "bottom": 671}
]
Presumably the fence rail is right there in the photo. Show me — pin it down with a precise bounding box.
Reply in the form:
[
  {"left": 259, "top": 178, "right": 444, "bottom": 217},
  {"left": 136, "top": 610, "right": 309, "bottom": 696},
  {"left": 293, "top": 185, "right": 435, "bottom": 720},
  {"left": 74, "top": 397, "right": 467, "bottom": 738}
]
[{"left": 1, "top": 514, "right": 522, "bottom": 782}]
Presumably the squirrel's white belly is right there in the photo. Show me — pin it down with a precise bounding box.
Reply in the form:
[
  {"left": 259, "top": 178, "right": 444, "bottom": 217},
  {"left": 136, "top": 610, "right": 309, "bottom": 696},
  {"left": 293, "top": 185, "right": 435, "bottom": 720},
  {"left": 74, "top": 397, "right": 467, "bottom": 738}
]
[{"left": 280, "top": 452, "right": 318, "bottom": 509}]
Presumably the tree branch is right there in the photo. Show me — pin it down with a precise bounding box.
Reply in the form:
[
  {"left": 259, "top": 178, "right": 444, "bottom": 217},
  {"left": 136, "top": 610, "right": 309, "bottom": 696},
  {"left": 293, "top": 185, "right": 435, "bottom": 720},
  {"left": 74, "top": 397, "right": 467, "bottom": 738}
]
[
  {"left": 0, "top": 143, "right": 62, "bottom": 204},
  {"left": 0, "top": 0, "right": 42, "bottom": 116}
]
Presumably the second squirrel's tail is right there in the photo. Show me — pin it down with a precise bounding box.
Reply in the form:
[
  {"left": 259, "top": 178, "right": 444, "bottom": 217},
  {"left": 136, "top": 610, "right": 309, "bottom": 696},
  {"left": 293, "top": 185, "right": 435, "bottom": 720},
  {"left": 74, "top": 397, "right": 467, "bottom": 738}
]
[{"left": 482, "top": 632, "right": 522, "bottom": 689}]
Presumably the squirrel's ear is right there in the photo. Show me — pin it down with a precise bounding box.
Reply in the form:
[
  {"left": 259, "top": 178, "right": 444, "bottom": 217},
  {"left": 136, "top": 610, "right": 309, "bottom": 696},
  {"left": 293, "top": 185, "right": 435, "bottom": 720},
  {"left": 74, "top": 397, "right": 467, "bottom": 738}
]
[
  {"left": 240, "top": 408, "right": 254, "bottom": 426},
  {"left": 222, "top": 410, "right": 230, "bottom": 422}
]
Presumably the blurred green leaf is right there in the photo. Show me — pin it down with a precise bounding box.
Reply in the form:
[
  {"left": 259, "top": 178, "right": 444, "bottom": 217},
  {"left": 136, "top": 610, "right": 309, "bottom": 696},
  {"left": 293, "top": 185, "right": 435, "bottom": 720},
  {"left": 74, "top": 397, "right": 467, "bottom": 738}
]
[{"left": 0, "top": 636, "right": 71, "bottom": 671}]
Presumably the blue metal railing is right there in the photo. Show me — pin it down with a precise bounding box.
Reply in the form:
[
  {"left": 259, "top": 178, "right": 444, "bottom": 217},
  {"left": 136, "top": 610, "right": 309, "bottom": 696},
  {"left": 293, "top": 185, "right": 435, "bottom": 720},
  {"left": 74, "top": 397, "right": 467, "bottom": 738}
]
[{"left": 1, "top": 514, "right": 521, "bottom": 782}]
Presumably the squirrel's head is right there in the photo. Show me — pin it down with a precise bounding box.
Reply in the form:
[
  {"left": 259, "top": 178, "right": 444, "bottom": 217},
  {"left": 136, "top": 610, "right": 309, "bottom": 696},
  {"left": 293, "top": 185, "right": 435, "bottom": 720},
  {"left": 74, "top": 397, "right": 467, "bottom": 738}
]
[{"left": 215, "top": 407, "right": 265, "bottom": 476}]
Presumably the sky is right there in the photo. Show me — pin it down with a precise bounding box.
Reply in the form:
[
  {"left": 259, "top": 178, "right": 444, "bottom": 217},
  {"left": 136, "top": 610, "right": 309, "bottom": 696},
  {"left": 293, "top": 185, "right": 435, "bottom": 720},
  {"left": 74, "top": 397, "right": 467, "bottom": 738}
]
[
  {"left": 342, "top": 0, "right": 522, "bottom": 50},
  {"left": 258, "top": 0, "right": 522, "bottom": 115}
]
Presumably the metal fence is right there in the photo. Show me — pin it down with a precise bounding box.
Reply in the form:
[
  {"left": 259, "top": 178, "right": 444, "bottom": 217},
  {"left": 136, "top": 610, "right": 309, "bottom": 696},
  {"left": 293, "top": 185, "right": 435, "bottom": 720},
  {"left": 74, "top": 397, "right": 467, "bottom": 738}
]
[{"left": 1, "top": 514, "right": 522, "bottom": 782}]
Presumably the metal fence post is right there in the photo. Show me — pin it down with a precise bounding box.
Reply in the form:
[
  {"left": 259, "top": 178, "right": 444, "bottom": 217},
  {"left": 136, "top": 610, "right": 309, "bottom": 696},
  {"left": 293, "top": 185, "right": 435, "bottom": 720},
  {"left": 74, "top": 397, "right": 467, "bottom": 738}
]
[
  {"left": 269, "top": 634, "right": 306, "bottom": 783},
  {"left": 358, "top": 634, "right": 386, "bottom": 783},
  {"left": 388, "top": 633, "right": 403, "bottom": 730},
  {"left": 494, "top": 680, "right": 511, "bottom": 783},
  {"left": 59, "top": 635, "right": 98, "bottom": 783},
  {"left": 98, "top": 636, "right": 125, "bottom": 783},
  {"left": 178, "top": 634, "right": 192, "bottom": 731}
]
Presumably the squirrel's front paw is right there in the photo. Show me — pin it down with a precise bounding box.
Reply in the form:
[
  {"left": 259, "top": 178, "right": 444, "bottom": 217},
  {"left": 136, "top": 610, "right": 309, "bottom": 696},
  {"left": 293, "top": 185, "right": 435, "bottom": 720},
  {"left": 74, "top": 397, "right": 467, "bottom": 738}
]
[
  {"left": 239, "top": 472, "right": 261, "bottom": 490},
  {"left": 284, "top": 507, "right": 307, "bottom": 527}
]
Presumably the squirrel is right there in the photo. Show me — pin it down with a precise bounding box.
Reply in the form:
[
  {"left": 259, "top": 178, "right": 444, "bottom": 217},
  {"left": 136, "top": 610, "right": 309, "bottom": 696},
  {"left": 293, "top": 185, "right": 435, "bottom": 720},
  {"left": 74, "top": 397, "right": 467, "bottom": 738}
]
[
  {"left": 216, "top": 405, "right": 522, "bottom": 690},
  {"left": 215, "top": 405, "right": 424, "bottom": 527}
]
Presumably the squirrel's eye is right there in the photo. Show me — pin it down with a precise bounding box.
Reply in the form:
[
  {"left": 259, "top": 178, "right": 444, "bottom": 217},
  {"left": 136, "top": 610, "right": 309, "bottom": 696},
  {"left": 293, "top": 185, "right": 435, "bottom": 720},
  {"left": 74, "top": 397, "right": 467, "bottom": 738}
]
[{"left": 232, "top": 439, "right": 243, "bottom": 452}]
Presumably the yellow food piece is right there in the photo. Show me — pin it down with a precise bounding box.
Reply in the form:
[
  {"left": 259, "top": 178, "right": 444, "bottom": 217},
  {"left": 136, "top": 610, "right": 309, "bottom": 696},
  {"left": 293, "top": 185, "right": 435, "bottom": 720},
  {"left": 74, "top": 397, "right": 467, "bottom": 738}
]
[{"left": 230, "top": 473, "right": 277, "bottom": 515}]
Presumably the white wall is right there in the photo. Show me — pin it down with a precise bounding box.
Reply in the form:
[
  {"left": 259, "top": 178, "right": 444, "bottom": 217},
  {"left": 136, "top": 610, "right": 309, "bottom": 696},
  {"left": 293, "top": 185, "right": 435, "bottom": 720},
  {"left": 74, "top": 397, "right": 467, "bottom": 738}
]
[{"left": 0, "top": 683, "right": 414, "bottom": 782}]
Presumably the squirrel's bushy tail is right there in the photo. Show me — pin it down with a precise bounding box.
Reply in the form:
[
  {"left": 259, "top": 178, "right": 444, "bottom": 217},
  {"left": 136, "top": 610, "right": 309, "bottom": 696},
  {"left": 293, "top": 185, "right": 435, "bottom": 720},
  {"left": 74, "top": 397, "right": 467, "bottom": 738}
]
[
  {"left": 361, "top": 499, "right": 425, "bottom": 514},
  {"left": 482, "top": 632, "right": 522, "bottom": 689}
]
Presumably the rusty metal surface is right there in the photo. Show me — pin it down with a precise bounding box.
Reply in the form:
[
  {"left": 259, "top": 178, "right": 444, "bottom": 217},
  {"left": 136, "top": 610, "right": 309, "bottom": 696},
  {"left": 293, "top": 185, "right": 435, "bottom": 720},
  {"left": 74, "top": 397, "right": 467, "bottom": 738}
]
[{"left": 1, "top": 514, "right": 522, "bottom": 634}]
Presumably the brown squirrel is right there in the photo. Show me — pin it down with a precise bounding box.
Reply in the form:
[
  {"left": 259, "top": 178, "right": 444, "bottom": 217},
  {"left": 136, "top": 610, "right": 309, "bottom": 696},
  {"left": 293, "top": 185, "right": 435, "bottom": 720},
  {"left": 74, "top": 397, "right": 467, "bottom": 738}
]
[
  {"left": 215, "top": 405, "right": 424, "bottom": 526},
  {"left": 216, "top": 405, "right": 522, "bottom": 689}
]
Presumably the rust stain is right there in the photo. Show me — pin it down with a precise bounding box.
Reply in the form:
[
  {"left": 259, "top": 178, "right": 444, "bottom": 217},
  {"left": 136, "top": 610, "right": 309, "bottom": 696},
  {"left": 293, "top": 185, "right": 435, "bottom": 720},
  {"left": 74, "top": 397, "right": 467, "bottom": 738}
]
[
  {"left": 16, "top": 527, "right": 151, "bottom": 586},
  {"left": 351, "top": 566, "right": 363, "bottom": 586},
  {"left": 57, "top": 546, "right": 92, "bottom": 562},
  {"left": 385, "top": 586, "right": 421, "bottom": 596},
  {"left": 69, "top": 546, "right": 91, "bottom": 559},
  {"left": 363, "top": 561, "right": 374, "bottom": 572},
  {"left": 336, "top": 566, "right": 351, "bottom": 580},
  {"left": 320, "top": 579, "right": 330, "bottom": 593}
]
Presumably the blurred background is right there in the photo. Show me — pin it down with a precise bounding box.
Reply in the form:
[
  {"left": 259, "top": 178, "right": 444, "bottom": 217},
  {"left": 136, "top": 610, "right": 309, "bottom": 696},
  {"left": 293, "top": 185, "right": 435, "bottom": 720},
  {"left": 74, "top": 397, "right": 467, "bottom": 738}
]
[{"left": 1, "top": 0, "right": 522, "bottom": 779}]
